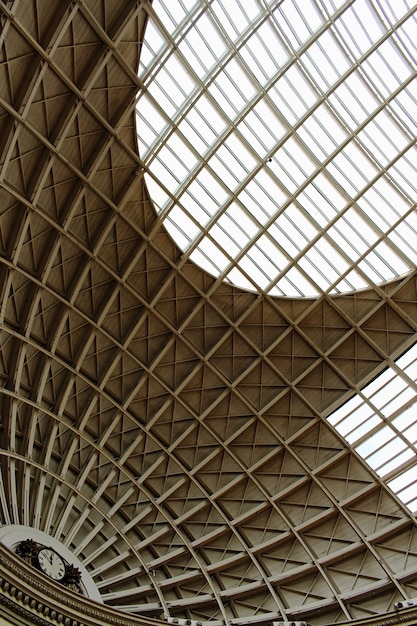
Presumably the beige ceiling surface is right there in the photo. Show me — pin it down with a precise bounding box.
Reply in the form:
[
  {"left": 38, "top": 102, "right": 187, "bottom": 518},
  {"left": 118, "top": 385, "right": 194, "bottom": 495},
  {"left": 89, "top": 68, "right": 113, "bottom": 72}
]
[{"left": 0, "top": 1, "right": 417, "bottom": 625}]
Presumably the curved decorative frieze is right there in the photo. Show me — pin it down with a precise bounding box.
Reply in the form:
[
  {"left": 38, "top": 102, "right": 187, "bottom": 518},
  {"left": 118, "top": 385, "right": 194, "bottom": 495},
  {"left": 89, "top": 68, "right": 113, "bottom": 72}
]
[{"left": 0, "top": 543, "right": 162, "bottom": 626}]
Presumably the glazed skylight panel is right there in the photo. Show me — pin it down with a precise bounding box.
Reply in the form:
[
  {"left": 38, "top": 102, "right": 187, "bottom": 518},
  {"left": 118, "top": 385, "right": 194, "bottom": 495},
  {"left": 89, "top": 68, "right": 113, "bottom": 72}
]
[
  {"left": 388, "top": 208, "right": 417, "bottom": 268},
  {"left": 329, "top": 342, "right": 417, "bottom": 513},
  {"left": 240, "top": 25, "right": 288, "bottom": 85},
  {"left": 138, "top": 0, "right": 417, "bottom": 296}
]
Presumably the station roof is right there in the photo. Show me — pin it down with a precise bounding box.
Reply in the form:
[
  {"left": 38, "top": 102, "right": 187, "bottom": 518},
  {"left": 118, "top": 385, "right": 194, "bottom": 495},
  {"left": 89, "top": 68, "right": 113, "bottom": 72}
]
[{"left": 0, "top": 1, "right": 417, "bottom": 624}]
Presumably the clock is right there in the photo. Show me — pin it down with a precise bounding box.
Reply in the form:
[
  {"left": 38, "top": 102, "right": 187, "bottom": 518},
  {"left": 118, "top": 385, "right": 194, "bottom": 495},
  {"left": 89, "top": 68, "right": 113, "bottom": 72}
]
[{"left": 37, "top": 547, "right": 66, "bottom": 581}]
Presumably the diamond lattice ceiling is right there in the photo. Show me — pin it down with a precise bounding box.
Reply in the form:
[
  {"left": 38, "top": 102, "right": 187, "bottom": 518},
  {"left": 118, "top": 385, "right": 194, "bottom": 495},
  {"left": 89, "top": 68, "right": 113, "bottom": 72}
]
[{"left": 0, "top": 1, "right": 417, "bottom": 626}]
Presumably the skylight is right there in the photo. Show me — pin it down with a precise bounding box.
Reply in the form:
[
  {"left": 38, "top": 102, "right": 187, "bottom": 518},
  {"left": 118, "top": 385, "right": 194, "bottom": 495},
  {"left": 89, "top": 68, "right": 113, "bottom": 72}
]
[
  {"left": 329, "top": 343, "right": 417, "bottom": 513},
  {"left": 137, "top": 0, "right": 417, "bottom": 297}
]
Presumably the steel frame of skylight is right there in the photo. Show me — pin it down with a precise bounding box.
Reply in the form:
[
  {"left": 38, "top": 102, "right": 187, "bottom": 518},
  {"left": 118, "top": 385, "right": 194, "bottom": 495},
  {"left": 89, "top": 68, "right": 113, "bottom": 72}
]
[{"left": 137, "top": 0, "right": 417, "bottom": 298}]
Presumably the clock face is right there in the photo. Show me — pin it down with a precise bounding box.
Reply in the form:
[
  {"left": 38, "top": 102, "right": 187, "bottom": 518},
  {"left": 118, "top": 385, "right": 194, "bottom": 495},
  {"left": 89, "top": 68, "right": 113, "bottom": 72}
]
[{"left": 37, "top": 547, "right": 66, "bottom": 581}]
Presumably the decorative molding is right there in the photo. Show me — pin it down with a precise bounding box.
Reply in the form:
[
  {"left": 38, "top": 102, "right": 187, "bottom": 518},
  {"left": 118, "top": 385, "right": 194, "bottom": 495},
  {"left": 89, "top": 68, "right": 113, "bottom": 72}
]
[
  {"left": 0, "top": 543, "right": 162, "bottom": 626},
  {"left": 0, "top": 525, "right": 100, "bottom": 602},
  {"left": 0, "top": 592, "right": 52, "bottom": 626}
]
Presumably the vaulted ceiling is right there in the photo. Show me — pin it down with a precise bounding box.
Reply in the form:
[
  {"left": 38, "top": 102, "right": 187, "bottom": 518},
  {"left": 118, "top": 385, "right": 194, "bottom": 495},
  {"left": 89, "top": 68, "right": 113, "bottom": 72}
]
[{"left": 0, "top": 2, "right": 417, "bottom": 625}]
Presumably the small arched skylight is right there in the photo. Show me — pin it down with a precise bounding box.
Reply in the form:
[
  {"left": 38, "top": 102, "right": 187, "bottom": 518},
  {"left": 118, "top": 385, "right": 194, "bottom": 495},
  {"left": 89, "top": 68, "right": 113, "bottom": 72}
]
[{"left": 137, "top": 0, "right": 417, "bottom": 297}]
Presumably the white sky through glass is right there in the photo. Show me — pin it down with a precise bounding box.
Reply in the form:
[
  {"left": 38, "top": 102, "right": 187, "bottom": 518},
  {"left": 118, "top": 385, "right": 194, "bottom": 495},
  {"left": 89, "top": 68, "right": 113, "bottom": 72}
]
[{"left": 138, "top": 0, "right": 417, "bottom": 298}]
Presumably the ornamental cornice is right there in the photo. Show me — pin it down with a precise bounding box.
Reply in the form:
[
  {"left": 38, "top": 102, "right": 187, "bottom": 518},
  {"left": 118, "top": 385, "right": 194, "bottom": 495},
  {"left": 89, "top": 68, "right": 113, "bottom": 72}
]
[
  {"left": 0, "top": 543, "right": 162, "bottom": 626},
  {"left": 0, "top": 591, "right": 52, "bottom": 626}
]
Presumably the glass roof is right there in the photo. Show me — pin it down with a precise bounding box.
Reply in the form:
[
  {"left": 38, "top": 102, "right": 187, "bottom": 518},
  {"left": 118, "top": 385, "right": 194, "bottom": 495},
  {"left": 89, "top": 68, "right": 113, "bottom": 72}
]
[
  {"left": 137, "top": 0, "right": 417, "bottom": 297},
  {"left": 329, "top": 343, "right": 417, "bottom": 513}
]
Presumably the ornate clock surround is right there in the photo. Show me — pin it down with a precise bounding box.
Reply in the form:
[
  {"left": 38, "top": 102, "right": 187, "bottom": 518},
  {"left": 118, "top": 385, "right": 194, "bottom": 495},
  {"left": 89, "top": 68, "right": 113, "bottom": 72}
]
[{"left": 0, "top": 525, "right": 101, "bottom": 603}]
